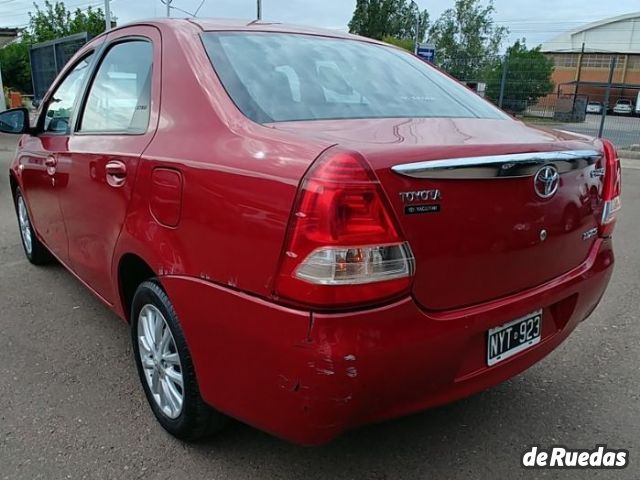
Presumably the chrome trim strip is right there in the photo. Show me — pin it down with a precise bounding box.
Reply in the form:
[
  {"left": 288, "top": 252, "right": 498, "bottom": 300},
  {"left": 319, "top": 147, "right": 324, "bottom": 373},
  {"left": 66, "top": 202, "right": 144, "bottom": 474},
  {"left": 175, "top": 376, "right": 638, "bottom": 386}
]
[{"left": 391, "top": 149, "right": 602, "bottom": 179}]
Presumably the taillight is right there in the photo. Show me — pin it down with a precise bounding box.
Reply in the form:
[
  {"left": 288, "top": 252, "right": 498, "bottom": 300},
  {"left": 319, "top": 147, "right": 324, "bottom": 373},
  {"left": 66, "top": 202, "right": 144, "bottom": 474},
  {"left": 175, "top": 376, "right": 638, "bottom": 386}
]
[
  {"left": 275, "top": 148, "right": 414, "bottom": 308},
  {"left": 599, "top": 139, "right": 622, "bottom": 237}
]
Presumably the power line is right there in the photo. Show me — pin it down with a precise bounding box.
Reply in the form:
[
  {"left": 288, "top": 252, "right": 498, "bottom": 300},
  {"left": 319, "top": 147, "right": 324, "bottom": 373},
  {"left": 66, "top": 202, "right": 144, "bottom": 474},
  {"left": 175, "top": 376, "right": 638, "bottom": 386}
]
[
  {"left": 169, "top": 4, "right": 195, "bottom": 16},
  {"left": 193, "top": 0, "right": 205, "bottom": 17},
  {"left": 0, "top": 0, "right": 102, "bottom": 17},
  {"left": 1, "top": 0, "right": 98, "bottom": 12},
  {"left": 159, "top": 0, "right": 205, "bottom": 17},
  {"left": 1, "top": 2, "right": 102, "bottom": 28}
]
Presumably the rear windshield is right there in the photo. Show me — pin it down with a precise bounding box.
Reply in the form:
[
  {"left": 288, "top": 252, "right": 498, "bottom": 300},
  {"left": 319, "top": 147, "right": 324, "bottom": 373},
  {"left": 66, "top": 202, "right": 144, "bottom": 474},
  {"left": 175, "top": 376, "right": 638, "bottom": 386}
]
[{"left": 202, "top": 32, "right": 508, "bottom": 124}]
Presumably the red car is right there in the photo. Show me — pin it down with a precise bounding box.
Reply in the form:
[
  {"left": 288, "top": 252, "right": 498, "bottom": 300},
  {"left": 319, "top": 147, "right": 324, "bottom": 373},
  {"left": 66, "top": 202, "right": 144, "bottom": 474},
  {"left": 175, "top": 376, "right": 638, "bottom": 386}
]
[{"left": 1, "top": 19, "right": 620, "bottom": 445}]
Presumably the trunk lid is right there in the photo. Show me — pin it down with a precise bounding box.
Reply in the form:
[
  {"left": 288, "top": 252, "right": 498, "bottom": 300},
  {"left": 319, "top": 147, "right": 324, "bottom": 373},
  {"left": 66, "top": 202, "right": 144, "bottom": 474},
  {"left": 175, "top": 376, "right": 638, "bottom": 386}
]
[{"left": 270, "top": 118, "right": 606, "bottom": 310}]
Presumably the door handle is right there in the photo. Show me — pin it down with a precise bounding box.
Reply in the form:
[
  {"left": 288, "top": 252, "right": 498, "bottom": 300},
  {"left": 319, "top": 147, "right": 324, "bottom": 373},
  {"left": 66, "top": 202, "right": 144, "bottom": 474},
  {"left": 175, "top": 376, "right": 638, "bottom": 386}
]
[
  {"left": 105, "top": 160, "right": 127, "bottom": 188},
  {"left": 45, "top": 155, "right": 57, "bottom": 176}
]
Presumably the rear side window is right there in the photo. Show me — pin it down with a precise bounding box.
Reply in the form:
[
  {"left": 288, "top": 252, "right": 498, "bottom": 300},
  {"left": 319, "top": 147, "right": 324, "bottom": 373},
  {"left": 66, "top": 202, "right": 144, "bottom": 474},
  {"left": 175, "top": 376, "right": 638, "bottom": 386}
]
[
  {"left": 43, "top": 54, "right": 94, "bottom": 134},
  {"left": 202, "top": 32, "right": 507, "bottom": 123},
  {"left": 80, "top": 40, "right": 153, "bottom": 133}
]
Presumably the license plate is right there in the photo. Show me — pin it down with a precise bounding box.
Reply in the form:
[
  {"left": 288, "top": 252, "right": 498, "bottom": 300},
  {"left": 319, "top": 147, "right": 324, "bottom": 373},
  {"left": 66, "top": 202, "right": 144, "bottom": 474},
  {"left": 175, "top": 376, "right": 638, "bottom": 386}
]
[{"left": 487, "top": 310, "right": 542, "bottom": 366}]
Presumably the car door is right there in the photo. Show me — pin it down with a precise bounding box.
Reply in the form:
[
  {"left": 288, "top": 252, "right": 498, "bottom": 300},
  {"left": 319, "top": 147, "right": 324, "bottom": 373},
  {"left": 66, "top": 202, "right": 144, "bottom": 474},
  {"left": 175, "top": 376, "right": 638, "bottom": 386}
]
[
  {"left": 18, "top": 52, "right": 97, "bottom": 263},
  {"left": 56, "top": 27, "right": 161, "bottom": 304}
]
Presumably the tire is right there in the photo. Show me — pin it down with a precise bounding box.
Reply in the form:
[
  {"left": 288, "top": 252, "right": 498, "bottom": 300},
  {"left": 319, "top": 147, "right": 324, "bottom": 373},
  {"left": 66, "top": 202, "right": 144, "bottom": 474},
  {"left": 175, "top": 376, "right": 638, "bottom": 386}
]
[
  {"left": 14, "top": 188, "right": 53, "bottom": 265},
  {"left": 131, "top": 280, "right": 227, "bottom": 441}
]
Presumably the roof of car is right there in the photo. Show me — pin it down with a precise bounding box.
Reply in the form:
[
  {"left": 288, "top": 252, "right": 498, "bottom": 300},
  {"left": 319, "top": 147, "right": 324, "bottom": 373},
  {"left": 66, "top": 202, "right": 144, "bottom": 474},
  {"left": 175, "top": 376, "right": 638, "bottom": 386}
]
[
  {"left": 113, "top": 17, "right": 372, "bottom": 42},
  {"left": 189, "top": 18, "right": 359, "bottom": 38}
]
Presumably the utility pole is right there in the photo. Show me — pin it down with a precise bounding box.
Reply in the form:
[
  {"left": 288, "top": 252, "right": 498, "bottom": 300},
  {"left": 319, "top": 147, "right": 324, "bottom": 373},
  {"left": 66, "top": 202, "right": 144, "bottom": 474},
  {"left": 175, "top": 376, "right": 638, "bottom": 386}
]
[
  {"left": 412, "top": 1, "right": 420, "bottom": 54},
  {"left": 257, "top": 0, "right": 262, "bottom": 20},
  {"left": 598, "top": 56, "right": 617, "bottom": 138},
  {"left": 0, "top": 65, "right": 6, "bottom": 111},
  {"left": 498, "top": 54, "right": 508, "bottom": 109},
  {"left": 104, "top": 0, "right": 111, "bottom": 30},
  {"left": 573, "top": 42, "right": 585, "bottom": 111},
  {"left": 166, "top": 0, "right": 172, "bottom": 18},
  {"left": 414, "top": 12, "right": 420, "bottom": 54}
]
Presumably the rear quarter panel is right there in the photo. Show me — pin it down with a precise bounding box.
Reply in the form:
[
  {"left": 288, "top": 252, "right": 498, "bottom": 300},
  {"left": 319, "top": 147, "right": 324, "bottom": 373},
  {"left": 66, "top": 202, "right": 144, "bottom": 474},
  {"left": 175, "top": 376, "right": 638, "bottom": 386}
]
[{"left": 113, "top": 21, "right": 332, "bottom": 308}]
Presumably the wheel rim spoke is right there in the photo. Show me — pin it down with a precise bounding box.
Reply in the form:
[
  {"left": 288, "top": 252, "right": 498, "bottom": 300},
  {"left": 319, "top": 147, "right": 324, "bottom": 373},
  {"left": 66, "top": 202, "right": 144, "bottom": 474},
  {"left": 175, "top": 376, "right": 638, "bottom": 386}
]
[
  {"left": 138, "top": 334, "right": 153, "bottom": 356},
  {"left": 164, "top": 377, "right": 183, "bottom": 411},
  {"left": 164, "top": 367, "right": 183, "bottom": 389},
  {"left": 141, "top": 356, "right": 155, "bottom": 370},
  {"left": 158, "top": 327, "right": 171, "bottom": 355},
  {"left": 150, "top": 368, "right": 160, "bottom": 394},
  {"left": 161, "top": 377, "right": 180, "bottom": 415},
  {"left": 137, "top": 304, "right": 184, "bottom": 419},
  {"left": 153, "top": 310, "right": 163, "bottom": 350},
  {"left": 162, "top": 352, "right": 180, "bottom": 366},
  {"left": 141, "top": 311, "right": 154, "bottom": 349}
]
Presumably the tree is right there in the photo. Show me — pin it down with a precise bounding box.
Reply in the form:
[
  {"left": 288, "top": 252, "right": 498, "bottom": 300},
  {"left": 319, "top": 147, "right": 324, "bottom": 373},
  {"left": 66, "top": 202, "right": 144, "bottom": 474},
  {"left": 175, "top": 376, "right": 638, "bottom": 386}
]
[
  {"left": 486, "top": 40, "right": 555, "bottom": 113},
  {"left": 382, "top": 35, "right": 415, "bottom": 52},
  {"left": 0, "top": 42, "right": 32, "bottom": 93},
  {"left": 0, "top": 1, "right": 111, "bottom": 94},
  {"left": 428, "top": 0, "right": 507, "bottom": 80},
  {"left": 22, "top": 1, "right": 109, "bottom": 43},
  {"left": 349, "top": 0, "right": 429, "bottom": 45}
]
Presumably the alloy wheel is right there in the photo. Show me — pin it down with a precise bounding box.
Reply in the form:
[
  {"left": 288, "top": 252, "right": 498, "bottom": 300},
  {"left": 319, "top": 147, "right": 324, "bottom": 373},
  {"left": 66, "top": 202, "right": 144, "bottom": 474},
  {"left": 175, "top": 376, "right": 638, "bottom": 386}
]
[
  {"left": 17, "top": 195, "right": 33, "bottom": 255},
  {"left": 137, "top": 304, "right": 184, "bottom": 419}
]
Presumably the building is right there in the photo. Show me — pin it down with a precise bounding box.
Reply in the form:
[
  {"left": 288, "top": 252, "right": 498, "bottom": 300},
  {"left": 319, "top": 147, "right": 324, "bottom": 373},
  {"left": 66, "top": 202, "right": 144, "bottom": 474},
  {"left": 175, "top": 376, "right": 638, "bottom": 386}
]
[
  {"left": 0, "top": 28, "right": 19, "bottom": 48},
  {"left": 541, "top": 13, "right": 640, "bottom": 107}
]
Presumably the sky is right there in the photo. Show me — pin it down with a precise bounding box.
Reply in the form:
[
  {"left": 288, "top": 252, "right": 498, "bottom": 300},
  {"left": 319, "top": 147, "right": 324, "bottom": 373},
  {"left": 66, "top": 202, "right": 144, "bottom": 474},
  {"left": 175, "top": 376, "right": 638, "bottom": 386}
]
[{"left": 1, "top": 0, "right": 640, "bottom": 48}]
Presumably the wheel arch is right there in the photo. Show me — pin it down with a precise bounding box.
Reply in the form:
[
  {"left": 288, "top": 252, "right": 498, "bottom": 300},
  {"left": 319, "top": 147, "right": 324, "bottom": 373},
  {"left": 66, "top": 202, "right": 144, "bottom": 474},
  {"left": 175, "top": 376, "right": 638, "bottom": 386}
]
[
  {"left": 9, "top": 170, "right": 19, "bottom": 205},
  {"left": 118, "top": 253, "right": 157, "bottom": 322}
]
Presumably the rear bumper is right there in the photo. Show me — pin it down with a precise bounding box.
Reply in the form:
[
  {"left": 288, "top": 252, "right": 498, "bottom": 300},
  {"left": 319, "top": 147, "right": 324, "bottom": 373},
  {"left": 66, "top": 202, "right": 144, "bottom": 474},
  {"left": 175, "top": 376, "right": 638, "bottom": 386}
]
[{"left": 161, "top": 238, "right": 614, "bottom": 445}]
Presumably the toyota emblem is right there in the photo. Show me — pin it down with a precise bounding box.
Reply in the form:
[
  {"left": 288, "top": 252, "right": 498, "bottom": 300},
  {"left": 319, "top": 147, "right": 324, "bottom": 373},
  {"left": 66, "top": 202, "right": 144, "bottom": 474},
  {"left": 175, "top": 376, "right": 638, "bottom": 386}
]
[{"left": 534, "top": 165, "right": 560, "bottom": 199}]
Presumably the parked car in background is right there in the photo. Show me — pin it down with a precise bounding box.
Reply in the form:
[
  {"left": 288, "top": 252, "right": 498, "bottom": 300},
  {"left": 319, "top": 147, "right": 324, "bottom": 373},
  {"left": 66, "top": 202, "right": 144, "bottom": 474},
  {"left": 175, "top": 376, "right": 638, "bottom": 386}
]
[
  {"left": 613, "top": 98, "right": 634, "bottom": 115},
  {"left": 586, "top": 101, "right": 603, "bottom": 114},
  {"left": 0, "top": 19, "right": 621, "bottom": 446},
  {"left": 636, "top": 91, "right": 640, "bottom": 116}
]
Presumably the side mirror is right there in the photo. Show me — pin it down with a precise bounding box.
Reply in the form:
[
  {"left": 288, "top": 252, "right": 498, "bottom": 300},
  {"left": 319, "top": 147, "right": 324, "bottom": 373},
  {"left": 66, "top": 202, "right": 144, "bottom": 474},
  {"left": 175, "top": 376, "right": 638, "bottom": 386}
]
[{"left": 0, "top": 108, "right": 31, "bottom": 134}]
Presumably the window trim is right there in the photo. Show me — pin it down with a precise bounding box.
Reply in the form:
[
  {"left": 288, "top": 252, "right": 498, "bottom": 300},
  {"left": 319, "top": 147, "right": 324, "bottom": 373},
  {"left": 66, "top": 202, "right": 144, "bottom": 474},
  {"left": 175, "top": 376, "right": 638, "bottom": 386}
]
[
  {"left": 74, "top": 36, "right": 154, "bottom": 137},
  {"left": 200, "top": 32, "right": 273, "bottom": 123},
  {"left": 36, "top": 50, "right": 97, "bottom": 136}
]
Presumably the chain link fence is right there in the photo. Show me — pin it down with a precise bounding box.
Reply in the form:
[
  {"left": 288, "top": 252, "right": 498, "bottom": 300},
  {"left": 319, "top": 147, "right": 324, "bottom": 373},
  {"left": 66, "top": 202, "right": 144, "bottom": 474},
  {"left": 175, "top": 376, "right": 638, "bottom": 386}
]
[
  {"left": 439, "top": 52, "right": 640, "bottom": 150},
  {"left": 28, "top": 32, "right": 91, "bottom": 103}
]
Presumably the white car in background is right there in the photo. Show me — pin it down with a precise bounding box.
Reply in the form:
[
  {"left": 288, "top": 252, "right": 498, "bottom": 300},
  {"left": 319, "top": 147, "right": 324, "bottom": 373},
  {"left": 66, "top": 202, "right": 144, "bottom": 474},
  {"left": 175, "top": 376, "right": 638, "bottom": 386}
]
[
  {"left": 613, "top": 98, "right": 634, "bottom": 115},
  {"left": 586, "top": 101, "right": 603, "bottom": 114}
]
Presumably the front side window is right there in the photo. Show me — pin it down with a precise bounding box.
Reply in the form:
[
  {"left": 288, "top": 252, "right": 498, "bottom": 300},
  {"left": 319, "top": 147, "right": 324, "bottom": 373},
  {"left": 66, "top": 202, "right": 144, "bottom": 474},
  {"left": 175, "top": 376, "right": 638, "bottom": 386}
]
[
  {"left": 202, "top": 32, "right": 508, "bottom": 123},
  {"left": 43, "top": 54, "right": 94, "bottom": 134},
  {"left": 80, "top": 40, "right": 153, "bottom": 133}
]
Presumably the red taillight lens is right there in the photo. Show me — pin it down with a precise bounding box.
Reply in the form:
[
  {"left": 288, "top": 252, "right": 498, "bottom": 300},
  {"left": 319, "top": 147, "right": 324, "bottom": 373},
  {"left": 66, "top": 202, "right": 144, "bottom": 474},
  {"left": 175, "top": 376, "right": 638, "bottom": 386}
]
[
  {"left": 599, "top": 139, "right": 622, "bottom": 237},
  {"left": 275, "top": 149, "right": 414, "bottom": 308}
]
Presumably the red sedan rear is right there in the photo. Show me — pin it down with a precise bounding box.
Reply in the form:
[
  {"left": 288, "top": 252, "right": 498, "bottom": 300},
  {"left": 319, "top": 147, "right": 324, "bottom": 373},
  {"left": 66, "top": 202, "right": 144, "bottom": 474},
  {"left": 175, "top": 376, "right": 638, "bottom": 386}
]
[{"left": 1, "top": 19, "right": 620, "bottom": 445}]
